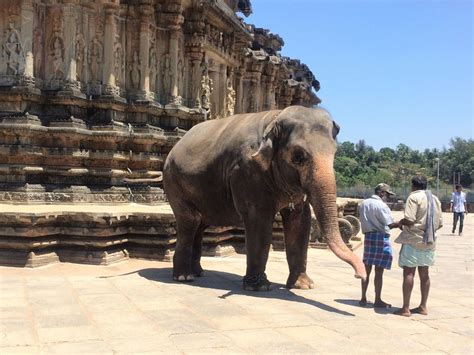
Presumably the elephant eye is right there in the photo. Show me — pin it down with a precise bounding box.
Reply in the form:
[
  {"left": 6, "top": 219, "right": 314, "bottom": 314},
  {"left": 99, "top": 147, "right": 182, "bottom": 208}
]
[{"left": 292, "top": 150, "right": 307, "bottom": 165}]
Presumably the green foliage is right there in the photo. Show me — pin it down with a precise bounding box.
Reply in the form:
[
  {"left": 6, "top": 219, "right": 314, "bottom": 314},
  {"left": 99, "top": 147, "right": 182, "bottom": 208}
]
[{"left": 335, "top": 137, "right": 474, "bottom": 189}]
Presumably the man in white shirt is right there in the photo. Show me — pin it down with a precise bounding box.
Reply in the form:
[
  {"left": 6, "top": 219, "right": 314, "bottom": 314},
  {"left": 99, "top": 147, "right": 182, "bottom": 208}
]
[
  {"left": 450, "top": 184, "right": 467, "bottom": 236},
  {"left": 358, "top": 183, "right": 399, "bottom": 308},
  {"left": 394, "top": 175, "right": 443, "bottom": 317}
]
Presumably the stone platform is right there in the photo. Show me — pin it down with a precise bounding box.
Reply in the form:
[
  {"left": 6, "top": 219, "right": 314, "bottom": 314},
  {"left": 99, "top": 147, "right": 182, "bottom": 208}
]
[
  {"left": 0, "top": 202, "right": 252, "bottom": 268},
  {"left": 0, "top": 200, "right": 362, "bottom": 268}
]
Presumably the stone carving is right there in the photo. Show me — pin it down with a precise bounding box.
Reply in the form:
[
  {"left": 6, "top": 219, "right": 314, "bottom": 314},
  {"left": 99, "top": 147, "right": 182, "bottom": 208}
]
[
  {"left": 237, "top": 0, "right": 253, "bottom": 16},
  {"left": 177, "top": 55, "right": 184, "bottom": 96},
  {"left": 33, "top": 28, "right": 43, "bottom": 77},
  {"left": 50, "top": 36, "right": 65, "bottom": 79},
  {"left": 198, "top": 59, "right": 212, "bottom": 112},
  {"left": 114, "top": 43, "right": 124, "bottom": 87},
  {"left": 130, "top": 51, "right": 140, "bottom": 89},
  {"left": 88, "top": 38, "right": 102, "bottom": 82},
  {"left": 52, "top": 8, "right": 62, "bottom": 33},
  {"left": 3, "top": 23, "right": 25, "bottom": 76},
  {"left": 75, "top": 34, "right": 86, "bottom": 82},
  {"left": 248, "top": 82, "right": 256, "bottom": 112},
  {"left": 225, "top": 77, "right": 236, "bottom": 117},
  {"left": 161, "top": 53, "right": 171, "bottom": 95},
  {"left": 149, "top": 47, "right": 157, "bottom": 92}
]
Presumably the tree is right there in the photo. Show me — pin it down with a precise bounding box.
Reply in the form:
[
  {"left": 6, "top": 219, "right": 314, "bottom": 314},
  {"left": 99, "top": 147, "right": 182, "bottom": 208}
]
[
  {"left": 441, "top": 138, "right": 474, "bottom": 186},
  {"left": 379, "top": 147, "right": 396, "bottom": 162},
  {"left": 396, "top": 143, "right": 411, "bottom": 162},
  {"left": 334, "top": 138, "right": 472, "bottom": 192}
]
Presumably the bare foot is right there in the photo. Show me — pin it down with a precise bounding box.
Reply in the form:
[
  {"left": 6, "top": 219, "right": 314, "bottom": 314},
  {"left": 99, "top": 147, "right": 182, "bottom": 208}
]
[
  {"left": 410, "top": 306, "right": 428, "bottom": 315},
  {"left": 393, "top": 308, "right": 411, "bottom": 317},
  {"left": 374, "top": 300, "right": 392, "bottom": 308},
  {"left": 359, "top": 299, "right": 368, "bottom": 307}
]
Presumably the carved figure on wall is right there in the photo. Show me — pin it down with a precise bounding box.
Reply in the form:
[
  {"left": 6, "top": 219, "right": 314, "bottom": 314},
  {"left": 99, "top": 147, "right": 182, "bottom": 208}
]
[
  {"left": 222, "top": 33, "right": 231, "bottom": 53},
  {"left": 88, "top": 38, "right": 102, "bottom": 82},
  {"left": 200, "top": 74, "right": 213, "bottom": 113},
  {"left": 161, "top": 53, "right": 171, "bottom": 95},
  {"left": 33, "top": 28, "right": 43, "bottom": 77},
  {"left": 225, "top": 77, "right": 236, "bottom": 117},
  {"left": 3, "top": 23, "right": 25, "bottom": 76},
  {"left": 149, "top": 47, "right": 157, "bottom": 92},
  {"left": 52, "top": 9, "right": 62, "bottom": 33},
  {"left": 114, "top": 43, "right": 124, "bottom": 87},
  {"left": 75, "top": 34, "right": 86, "bottom": 82},
  {"left": 177, "top": 56, "right": 184, "bottom": 96},
  {"left": 130, "top": 51, "right": 140, "bottom": 89},
  {"left": 200, "top": 59, "right": 209, "bottom": 78},
  {"left": 51, "top": 36, "right": 64, "bottom": 79}
]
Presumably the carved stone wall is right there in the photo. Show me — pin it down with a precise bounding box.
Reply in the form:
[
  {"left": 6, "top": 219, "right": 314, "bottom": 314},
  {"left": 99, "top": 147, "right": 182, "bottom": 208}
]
[
  {"left": 0, "top": 0, "right": 320, "bottom": 203},
  {"left": 0, "top": 0, "right": 321, "bottom": 266}
]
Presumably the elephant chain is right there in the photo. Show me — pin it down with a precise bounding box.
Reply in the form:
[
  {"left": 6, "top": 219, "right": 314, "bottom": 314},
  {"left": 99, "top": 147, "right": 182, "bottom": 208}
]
[{"left": 243, "top": 273, "right": 268, "bottom": 285}]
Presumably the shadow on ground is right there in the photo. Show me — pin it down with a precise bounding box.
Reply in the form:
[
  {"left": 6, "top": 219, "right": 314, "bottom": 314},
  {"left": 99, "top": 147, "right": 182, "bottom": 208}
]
[
  {"left": 335, "top": 298, "right": 394, "bottom": 315},
  {"left": 102, "top": 267, "right": 355, "bottom": 317}
]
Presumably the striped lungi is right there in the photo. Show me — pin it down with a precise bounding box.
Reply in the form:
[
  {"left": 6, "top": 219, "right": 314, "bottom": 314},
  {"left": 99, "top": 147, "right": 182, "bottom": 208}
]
[{"left": 363, "top": 232, "right": 393, "bottom": 269}]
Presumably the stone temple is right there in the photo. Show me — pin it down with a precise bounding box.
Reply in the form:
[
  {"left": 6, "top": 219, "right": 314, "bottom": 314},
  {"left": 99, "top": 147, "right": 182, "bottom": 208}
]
[{"left": 0, "top": 0, "right": 321, "bottom": 267}]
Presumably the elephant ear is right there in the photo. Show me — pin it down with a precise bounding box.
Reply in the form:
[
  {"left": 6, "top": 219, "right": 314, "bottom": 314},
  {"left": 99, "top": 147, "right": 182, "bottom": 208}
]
[
  {"left": 332, "top": 120, "right": 340, "bottom": 139},
  {"left": 251, "top": 118, "right": 279, "bottom": 171}
]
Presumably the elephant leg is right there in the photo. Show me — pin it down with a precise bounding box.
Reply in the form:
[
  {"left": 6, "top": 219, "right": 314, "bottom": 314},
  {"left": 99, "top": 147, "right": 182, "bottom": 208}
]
[
  {"left": 281, "top": 202, "right": 314, "bottom": 290},
  {"left": 173, "top": 211, "right": 201, "bottom": 282},
  {"left": 191, "top": 223, "right": 207, "bottom": 277},
  {"left": 242, "top": 211, "right": 274, "bottom": 291}
]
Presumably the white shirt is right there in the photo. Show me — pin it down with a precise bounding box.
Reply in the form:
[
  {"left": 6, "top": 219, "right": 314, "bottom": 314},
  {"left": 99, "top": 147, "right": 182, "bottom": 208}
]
[
  {"left": 358, "top": 195, "right": 394, "bottom": 234},
  {"left": 395, "top": 190, "right": 443, "bottom": 250},
  {"left": 451, "top": 191, "right": 466, "bottom": 213}
]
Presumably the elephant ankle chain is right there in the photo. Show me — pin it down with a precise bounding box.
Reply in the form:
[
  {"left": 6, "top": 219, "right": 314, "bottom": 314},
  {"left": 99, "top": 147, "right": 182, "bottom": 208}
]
[{"left": 243, "top": 273, "right": 268, "bottom": 285}]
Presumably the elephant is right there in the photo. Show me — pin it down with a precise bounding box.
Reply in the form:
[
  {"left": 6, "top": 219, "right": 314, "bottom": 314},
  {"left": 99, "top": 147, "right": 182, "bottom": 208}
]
[{"left": 163, "top": 105, "right": 367, "bottom": 291}]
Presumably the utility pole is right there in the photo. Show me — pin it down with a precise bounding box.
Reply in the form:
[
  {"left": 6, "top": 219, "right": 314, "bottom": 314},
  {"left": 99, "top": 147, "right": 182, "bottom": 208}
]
[{"left": 435, "top": 158, "right": 440, "bottom": 196}]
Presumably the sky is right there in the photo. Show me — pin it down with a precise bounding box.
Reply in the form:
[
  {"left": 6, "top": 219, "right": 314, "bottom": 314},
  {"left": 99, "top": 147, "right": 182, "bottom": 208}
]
[{"left": 246, "top": 0, "right": 473, "bottom": 151}]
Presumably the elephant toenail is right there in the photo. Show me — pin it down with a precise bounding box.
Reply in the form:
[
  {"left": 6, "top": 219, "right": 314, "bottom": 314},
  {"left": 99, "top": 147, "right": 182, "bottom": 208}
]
[{"left": 178, "top": 275, "right": 185, "bottom": 281}]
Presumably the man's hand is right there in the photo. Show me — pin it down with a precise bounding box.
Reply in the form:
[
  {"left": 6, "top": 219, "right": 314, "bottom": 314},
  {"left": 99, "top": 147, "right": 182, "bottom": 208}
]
[
  {"left": 398, "top": 218, "right": 414, "bottom": 230},
  {"left": 388, "top": 222, "right": 400, "bottom": 229}
]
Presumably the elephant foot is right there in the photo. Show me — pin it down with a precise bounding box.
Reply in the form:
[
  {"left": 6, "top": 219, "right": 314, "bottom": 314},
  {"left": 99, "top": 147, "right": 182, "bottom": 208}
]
[
  {"left": 173, "top": 274, "right": 195, "bottom": 282},
  {"left": 286, "top": 272, "right": 314, "bottom": 290},
  {"left": 173, "top": 264, "right": 195, "bottom": 282},
  {"left": 192, "top": 263, "right": 204, "bottom": 277},
  {"left": 243, "top": 273, "right": 272, "bottom": 291}
]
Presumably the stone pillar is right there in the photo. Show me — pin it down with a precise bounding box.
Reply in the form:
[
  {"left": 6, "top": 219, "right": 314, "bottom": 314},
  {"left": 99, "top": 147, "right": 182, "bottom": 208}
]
[
  {"left": 246, "top": 72, "right": 261, "bottom": 113},
  {"left": 102, "top": 2, "right": 120, "bottom": 96},
  {"left": 187, "top": 50, "right": 203, "bottom": 109},
  {"left": 20, "top": 0, "right": 34, "bottom": 83},
  {"left": 255, "top": 74, "right": 262, "bottom": 112},
  {"left": 138, "top": 3, "right": 153, "bottom": 100},
  {"left": 63, "top": 2, "right": 75, "bottom": 82},
  {"left": 162, "top": 2, "right": 184, "bottom": 106},
  {"left": 263, "top": 74, "right": 276, "bottom": 111},
  {"left": 218, "top": 64, "right": 226, "bottom": 116},
  {"left": 61, "top": 0, "right": 81, "bottom": 93},
  {"left": 234, "top": 68, "right": 244, "bottom": 113},
  {"left": 169, "top": 30, "right": 180, "bottom": 104},
  {"left": 208, "top": 60, "right": 219, "bottom": 117}
]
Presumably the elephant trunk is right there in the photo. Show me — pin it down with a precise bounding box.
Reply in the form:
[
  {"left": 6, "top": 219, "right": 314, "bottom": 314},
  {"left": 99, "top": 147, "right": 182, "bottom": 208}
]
[{"left": 308, "top": 163, "right": 366, "bottom": 281}]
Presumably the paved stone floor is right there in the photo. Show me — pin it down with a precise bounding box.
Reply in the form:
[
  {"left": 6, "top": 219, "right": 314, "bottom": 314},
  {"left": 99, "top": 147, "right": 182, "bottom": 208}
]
[{"left": 0, "top": 211, "right": 472, "bottom": 354}]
